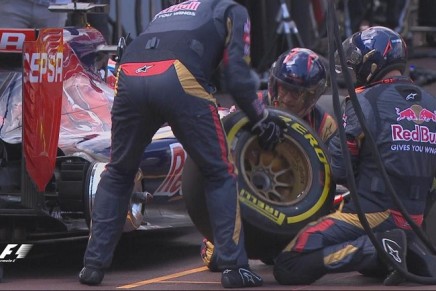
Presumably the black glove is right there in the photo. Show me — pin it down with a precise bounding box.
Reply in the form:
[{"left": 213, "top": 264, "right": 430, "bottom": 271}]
[{"left": 251, "top": 110, "right": 286, "bottom": 151}]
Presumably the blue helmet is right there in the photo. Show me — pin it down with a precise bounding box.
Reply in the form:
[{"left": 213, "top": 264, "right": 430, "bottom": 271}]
[
  {"left": 268, "top": 48, "right": 327, "bottom": 117},
  {"left": 336, "top": 26, "right": 408, "bottom": 86}
]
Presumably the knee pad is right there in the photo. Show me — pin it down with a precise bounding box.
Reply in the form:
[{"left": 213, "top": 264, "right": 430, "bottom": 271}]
[{"left": 273, "top": 250, "right": 326, "bottom": 285}]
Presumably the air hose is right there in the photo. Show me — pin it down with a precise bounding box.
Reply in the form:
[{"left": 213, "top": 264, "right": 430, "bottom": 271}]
[{"left": 326, "top": 0, "right": 436, "bottom": 284}]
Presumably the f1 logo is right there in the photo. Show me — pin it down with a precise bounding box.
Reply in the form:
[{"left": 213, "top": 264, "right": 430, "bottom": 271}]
[{"left": 0, "top": 244, "right": 33, "bottom": 261}]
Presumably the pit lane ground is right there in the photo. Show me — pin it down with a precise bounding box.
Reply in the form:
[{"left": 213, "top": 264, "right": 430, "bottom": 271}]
[{"left": 2, "top": 228, "right": 436, "bottom": 291}]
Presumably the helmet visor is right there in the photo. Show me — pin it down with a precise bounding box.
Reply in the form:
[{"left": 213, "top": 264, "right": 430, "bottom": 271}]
[
  {"left": 276, "top": 81, "right": 315, "bottom": 117},
  {"left": 335, "top": 38, "right": 362, "bottom": 85}
]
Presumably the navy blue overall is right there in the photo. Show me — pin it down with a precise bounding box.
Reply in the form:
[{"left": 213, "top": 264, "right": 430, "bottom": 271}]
[
  {"left": 83, "top": 0, "right": 265, "bottom": 271},
  {"left": 274, "top": 77, "right": 436, "bottom": 284}
]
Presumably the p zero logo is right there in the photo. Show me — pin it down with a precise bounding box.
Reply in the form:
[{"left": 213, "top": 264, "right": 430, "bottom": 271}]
[
  {"left": 291, "top": 122, "right": 330, "bottom": 166},
  {"left": 0, "top": 29, "right": 36, "bottom": 52},
  {"left": 25, "top": 52, "right": 63, "bottom": 83},
  {"left": 0, "top": 244, "right": 33, "bottom": 263}
]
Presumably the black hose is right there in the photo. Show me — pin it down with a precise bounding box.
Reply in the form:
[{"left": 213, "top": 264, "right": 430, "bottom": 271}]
[
  {"left": 327, "top": 0, "right": 436, "bottom": 284},
  {"left": 135, "top": 0, "right": 143, "bottom": 35}
]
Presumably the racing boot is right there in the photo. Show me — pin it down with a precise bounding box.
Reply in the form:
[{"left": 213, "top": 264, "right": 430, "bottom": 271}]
[
  {"left": 383, "top": 270, "right": 406, "bottom": 286},
  {"left": 79, "top": 266, "right": 104, "bottom": 285},
  {"left": 221, "top": 267, "right": 263, "bottom": 288},
  {"left": 374, "top": 229, "right": 407, "bottom": 286}
]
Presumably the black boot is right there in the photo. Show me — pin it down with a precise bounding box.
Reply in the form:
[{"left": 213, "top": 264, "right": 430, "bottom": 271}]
[
  {"left": 221, "top": 267, "right": 263, "bottom": 288},
  {"left": 374, "top": 229, "right": 407, "bottom": 286},
  {"left": 78, "top": 266, "right": 105, "bottom": 285}
]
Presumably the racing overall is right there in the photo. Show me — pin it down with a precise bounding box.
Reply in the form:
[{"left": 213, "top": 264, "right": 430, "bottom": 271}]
[
  {"left": 274, "top": 77, "right": 436, "bottom": 284},
  {"left": 83, "top": 0, "right": 265, "bottom": 271}
]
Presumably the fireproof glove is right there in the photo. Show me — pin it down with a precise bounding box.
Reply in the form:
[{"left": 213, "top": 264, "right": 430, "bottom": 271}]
[
  {"left": 200, "top": 238, "right": 219, "bottom": 272},
  {"left": 251, "top": 109, "right": 286, "bottom": 151}
]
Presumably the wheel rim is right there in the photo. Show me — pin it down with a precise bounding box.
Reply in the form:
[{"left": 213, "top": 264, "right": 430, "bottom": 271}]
[
  {"left": 85, "top": 162, "right": 145, "bottom": 231},
  {"left": 240, "top": 135, "right": 312, "bottom": 207}
]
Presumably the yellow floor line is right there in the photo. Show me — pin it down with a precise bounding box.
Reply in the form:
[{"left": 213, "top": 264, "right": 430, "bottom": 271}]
[
  {"left": 117, "top": 266, "right": 209, "bottom": 289},
  {"left": 157, "top": 280, "right": 218, "bottom": 284}
]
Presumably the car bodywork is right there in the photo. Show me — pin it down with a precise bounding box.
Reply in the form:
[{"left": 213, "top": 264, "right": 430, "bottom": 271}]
[{"left": 0, "top": 26, "right": 195, "bottom": 242}]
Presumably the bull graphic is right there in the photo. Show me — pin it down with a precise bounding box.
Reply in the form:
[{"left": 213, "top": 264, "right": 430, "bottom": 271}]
[
  {"left": 396, "top": 107, "right": 417, "bottom": 121},
  {"left": 419, "top": 108, "right": 436, "bottom": 122}
]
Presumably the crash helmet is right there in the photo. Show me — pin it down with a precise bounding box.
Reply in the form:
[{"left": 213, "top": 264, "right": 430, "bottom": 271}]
[
  {"left": 335, "top": 26, "right": 407, "bottom": 86},
  {"left": 268, "top": 48, "right": 327, "bottom": 118}
]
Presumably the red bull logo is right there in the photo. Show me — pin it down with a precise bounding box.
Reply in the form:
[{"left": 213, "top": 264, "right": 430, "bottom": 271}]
[
  {"left": 396, "top": 107, "right": 417, "bottom": 121},
  {"left": 154, "top": 1, "right": 201, "bottom": 19},
  {"left": 154, "top": 143, "right": 186, "bottom": 196},
  {"left": 396, "top": 105, "right": 436, "bottom": 124},
  {"left": 391, "top": 124, "right": 436, "bottom": 144},
  {"left": 419, "top": 109, "right": 436, "bottom": 122}
]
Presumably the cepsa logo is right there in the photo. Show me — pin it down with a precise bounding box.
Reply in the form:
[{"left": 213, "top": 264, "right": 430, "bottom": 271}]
[
  {"left": 0, "top": 244, "right": 33, "bottom": 263},
  {"left": 24, "top": 51, "right": 63, "bottom": 83}
]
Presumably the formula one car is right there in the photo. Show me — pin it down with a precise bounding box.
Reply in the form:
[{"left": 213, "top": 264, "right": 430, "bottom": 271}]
[
  {"left": 0, "top": 24, "right": 197, "bottom": 242},
  {"left": 0, "top": 4, "right": 337, "bottom": 265}
]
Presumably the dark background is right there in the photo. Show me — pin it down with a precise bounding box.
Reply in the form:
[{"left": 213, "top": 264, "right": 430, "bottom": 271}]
[{"left": 234, "top": 0, "right": 321, "bottom": 73}]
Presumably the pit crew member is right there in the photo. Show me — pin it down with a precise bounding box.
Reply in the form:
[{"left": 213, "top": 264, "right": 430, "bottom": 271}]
[
  {"left": 201, "top": 47, "right": 339, "bottom": 270},
  {"left": 273, "top": 26, "right": 436, "bottom": 286},
  {"left": 78, "top": 0, "right": 287, "bottom": 288}
]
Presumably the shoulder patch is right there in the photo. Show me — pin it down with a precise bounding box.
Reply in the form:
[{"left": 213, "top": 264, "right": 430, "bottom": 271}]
[
  {"left": 396, "top": 85, "right": 421, "bottom": 102},
  {"left": 319, "top": 114, "right": 338, "bottom": 142}
]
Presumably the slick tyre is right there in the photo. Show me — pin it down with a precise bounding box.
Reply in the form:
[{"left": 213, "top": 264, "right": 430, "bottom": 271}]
[{"left": 182, "top": 108, "right": 334, "bottom": 259}]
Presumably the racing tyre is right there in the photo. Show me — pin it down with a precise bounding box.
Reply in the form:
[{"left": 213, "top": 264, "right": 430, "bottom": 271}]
[{"left": 182, "top": 108, "right": 334, "bottom": 259}]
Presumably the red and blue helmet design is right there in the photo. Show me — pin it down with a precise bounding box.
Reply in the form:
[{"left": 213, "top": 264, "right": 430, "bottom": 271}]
[
  {"left": 336, "top": 26, "right": 408, "bottom": 86},
  {"left": 268, "top": 48, "right": 327, "bottom": 117}
]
